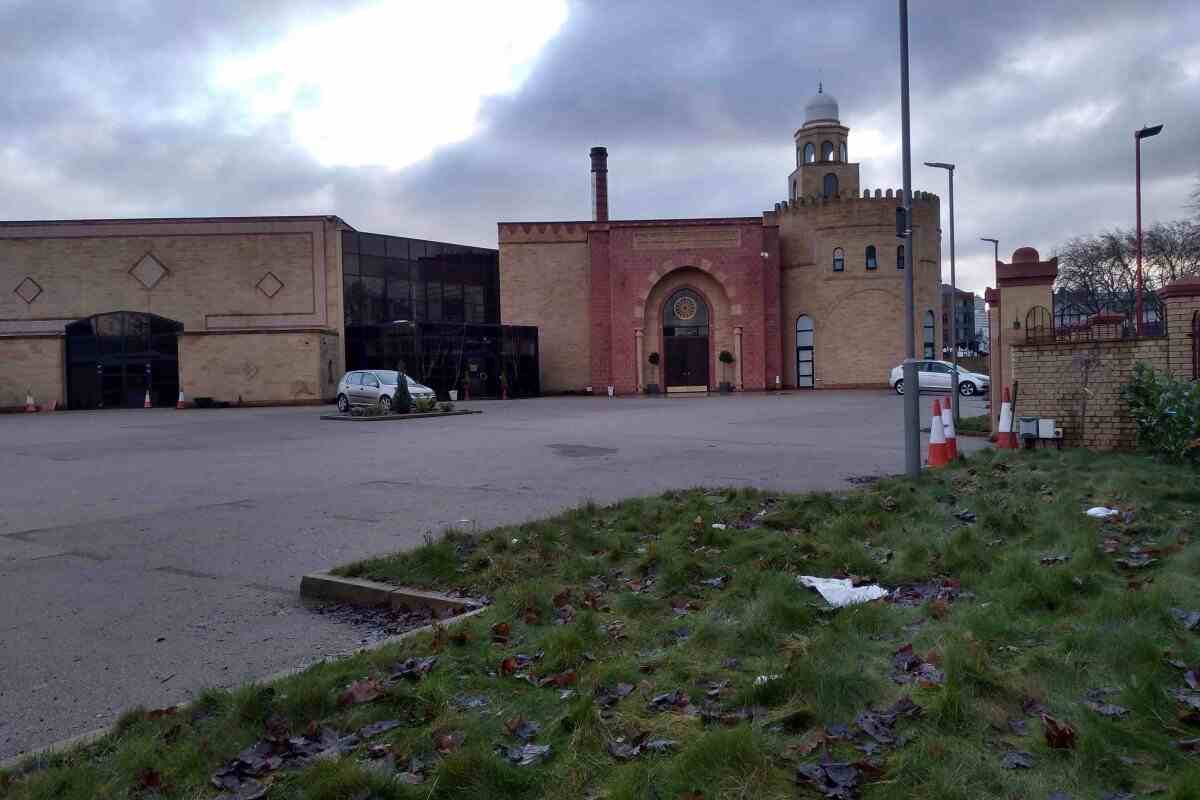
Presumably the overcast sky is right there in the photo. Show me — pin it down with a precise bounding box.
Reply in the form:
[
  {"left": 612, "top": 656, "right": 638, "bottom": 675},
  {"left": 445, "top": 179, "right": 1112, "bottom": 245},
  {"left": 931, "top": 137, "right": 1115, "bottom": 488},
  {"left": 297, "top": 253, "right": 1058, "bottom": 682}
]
[{"left": 2, "top": 0, "right": 1197, "bottom": 293}]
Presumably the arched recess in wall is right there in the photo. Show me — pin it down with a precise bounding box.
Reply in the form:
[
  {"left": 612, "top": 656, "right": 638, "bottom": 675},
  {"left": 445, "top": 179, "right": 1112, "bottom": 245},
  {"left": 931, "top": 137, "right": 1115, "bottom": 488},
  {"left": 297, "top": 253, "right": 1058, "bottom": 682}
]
[
  {"left": 896, "top": 244, "right": 905, "bottom": 269},
  {"left": 821, "top": 141, "right": 834, "bottom": 161},
  {"left": 823, "top": 173, "right": 839, "bottom": 199},
  {"left": 840, "top": 141, "right": 847, "bottom": 162},
  {"left": 923, "top": 310, "right": 936, "bottom": 358},
  {"left": 796, "top": 315, "right": 815, "bottom": 388},
  {"left": 804, "top": 143, "right": 816, "bottom": 163}
]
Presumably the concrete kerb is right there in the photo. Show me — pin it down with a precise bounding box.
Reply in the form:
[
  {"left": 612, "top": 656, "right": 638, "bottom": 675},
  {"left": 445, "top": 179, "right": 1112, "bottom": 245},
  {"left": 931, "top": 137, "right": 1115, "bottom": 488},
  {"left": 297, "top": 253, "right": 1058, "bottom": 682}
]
[
  {"left": 319, "top": 410, "right": 481, "bottom": 422},
  {"left": 0, "top": 579, "right": 489, "bottom": 774}
]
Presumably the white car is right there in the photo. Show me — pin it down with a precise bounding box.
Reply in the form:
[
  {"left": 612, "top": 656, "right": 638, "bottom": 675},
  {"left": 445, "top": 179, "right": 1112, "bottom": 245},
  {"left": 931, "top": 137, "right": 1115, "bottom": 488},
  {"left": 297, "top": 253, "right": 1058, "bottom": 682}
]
[
  {"left": 889, "top": 360, "right": 989, "bottom": 397},
  {"left": 335, "top": 370, "right": 436, "bottom": 413}
]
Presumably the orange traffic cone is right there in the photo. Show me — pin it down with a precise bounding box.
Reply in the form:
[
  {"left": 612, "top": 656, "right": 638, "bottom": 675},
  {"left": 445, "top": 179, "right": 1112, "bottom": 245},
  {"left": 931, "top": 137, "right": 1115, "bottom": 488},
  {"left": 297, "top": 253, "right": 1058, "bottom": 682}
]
[
  {"left": 24, "top": 391, "right": 36, "bottom": 413},
  {"left": 996, "top": 387, "right": 1017, "bottom": 449},
  {"left": 941, "top": 401, "right": 958, "bottom": 460},
  {"left": 928, "top": 399, "right": 949, "bottom": 468},
  {"left": 176, "top": 390, "right": 186, "bottom": 409},
  {"left": 143, "top": 389, "right": 152, "bottom": 409}
]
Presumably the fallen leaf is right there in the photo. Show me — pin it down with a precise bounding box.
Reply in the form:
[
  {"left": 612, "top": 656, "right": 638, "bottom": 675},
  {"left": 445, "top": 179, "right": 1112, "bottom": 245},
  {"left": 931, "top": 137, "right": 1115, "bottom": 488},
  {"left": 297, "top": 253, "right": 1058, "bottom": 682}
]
[
  {"left": 491, "top": 622, "right": 511, "bottom": 644},
  {"left": 432, "top": 729, "right": 464, "bottom": 754},
  {"left": 1002, "top": 750, "right": 1035, "bottom": 769},
  {"left": 338, "top": 678, "right": 383, "bottom": 707},
  {"left": 137, "top": 767, "right": 164, "bottom": 790},
  {"left": 504, "top": 718, "right": 542, "bottom": 741},
  {"left": 495, "top": 742, "right": 552, "bottom": 766},
  {"left": 391, "top": 656, "right": 438, "bottom": 681},
  {"left": 1042, "top": 714, "right": 1076, "bottom": 749}
]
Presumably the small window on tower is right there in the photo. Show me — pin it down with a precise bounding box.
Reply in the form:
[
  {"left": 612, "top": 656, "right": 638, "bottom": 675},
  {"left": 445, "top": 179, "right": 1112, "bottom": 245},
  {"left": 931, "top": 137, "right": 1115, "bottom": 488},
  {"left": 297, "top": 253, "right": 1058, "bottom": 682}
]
[
  {"left": 821, "top": 141, "right": 834, "bottom": 161},
  {"left": 832, "top": 248, "right": 845, "bottom": 272},
  {"left": 840, "top": 142, "right": 848, "bottom": 162},
  {"left": 866, "top": 246, "right": 877, "bottom": 270},
  {"left": 804, "top": 143, "right": 815, "bottom": 163},
  {"left": 896, "top": 244, "right": 905, "bottom": 269}
]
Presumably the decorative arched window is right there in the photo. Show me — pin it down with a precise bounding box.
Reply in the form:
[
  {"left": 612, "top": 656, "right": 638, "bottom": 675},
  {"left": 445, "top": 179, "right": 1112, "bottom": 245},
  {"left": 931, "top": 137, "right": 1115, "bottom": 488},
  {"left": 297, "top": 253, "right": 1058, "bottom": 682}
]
[
  {"left": 803, "top": 143, "right": 816, "bottom": 164},
  {"left": 839, "top": 142, "right": 848, "bottom": 162},
  {"left": 896, "top": 244, "right": 905, "bottom": 269},
  {"left": 822, "top": 173, "right": 839, "bottom": 198},
  {"left": 865, "top": 245, "right": 877, "bottom": 270},
  {"left": 821, "top": 141, "right": 835, "bottom": 161},
  {"left": 796, "top": 315, "right": 815, "bottom": 388},
  {"left": 832, "top": 248, "right": 845, "bottom": 272},
  {"left": 923, "top": 310, "right": 936, "bottom": 358}
]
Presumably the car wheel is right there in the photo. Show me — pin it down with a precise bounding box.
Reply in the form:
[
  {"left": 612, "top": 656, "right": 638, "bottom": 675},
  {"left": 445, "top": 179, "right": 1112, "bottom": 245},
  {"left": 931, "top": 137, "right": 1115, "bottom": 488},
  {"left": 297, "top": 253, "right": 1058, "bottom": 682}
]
[
  {"left": 894, "top": 379, "right": 904, "bottom": 396},
  {"left": 958, "top": 381, "right": 976, "bottom": 397},
  {"left": 336, "top": 393, "right": 349, "bottom": 413},
  {"left": 379, "top": 395, "right": 392, "bottom": 414}
]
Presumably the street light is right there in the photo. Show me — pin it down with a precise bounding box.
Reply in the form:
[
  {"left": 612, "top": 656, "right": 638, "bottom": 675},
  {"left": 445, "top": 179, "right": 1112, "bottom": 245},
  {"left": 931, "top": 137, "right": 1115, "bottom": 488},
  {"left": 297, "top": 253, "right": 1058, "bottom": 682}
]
[
  {"left": 981, "top": 237, "right": 999, "bottom": 423},
  {"left": 897, "top": 0, "right": 919, "bottom": 479},
  {"left": 925, "top": 161, "right": 958, "bottom": 421},
  {"left": 1135, "top": 123, "right": 1163, "bottom": 336}
]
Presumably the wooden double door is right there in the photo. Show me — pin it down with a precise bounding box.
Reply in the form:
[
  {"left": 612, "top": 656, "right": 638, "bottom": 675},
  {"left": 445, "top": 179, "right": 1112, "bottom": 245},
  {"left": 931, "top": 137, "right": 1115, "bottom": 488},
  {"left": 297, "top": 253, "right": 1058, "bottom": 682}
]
[{"left": 664, "top": 334, "right": 709, "bottom": 389}]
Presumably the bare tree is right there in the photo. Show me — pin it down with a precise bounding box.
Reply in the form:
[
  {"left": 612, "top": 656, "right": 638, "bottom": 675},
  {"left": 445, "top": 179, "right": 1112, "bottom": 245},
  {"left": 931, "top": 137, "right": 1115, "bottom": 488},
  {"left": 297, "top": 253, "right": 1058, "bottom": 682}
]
[{"left": 1055, "top": 220, "right": 1200, "bottom": 318}]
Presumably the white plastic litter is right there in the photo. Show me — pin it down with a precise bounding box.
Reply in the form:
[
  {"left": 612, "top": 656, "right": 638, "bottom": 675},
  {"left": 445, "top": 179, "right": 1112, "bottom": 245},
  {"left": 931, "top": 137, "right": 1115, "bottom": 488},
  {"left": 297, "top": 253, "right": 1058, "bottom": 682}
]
[
  {"left": 1086, "top": 507, "right": 1120, "bottom": 519},
  {"left": 711, "top": 523, "right": 727, "bottom": 530},
  {"left": 754, "top": 674, "right": 782, "bottom": 686},
  {"left": 798, "top": 576, "right": 889, "bottom": 607}
]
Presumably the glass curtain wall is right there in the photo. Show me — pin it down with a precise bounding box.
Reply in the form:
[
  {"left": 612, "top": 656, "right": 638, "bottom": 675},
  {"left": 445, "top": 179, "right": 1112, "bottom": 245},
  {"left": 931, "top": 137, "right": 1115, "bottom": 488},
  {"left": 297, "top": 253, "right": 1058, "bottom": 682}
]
[{"left": 342, "top": 230, "right": 538, "bottom": 399}]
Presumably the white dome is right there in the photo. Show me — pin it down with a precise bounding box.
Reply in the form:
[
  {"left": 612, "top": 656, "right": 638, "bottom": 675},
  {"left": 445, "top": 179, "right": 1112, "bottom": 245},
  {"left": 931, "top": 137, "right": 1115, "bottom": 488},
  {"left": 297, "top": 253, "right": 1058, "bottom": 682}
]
[{"left": 804, "top": 85, "right": 839, "bottom": 125}]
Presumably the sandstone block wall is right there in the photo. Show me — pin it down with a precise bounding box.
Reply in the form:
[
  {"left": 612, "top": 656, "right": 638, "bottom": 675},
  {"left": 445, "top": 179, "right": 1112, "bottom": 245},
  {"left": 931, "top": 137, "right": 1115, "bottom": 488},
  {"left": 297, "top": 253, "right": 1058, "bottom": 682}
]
[
  {"left": 775, "top": 193, "right": 941, "bottom": 388},
  {"left": 498, "top": 230, "right": 591, "bottom": 393},
  {"left": 1009, "top": 338, "right": 1169, "bottom": 450},
  {"left": 0, "top": 337, "right": 63, "bottom": 409},
  {"left": 179, "top": 332, "right": 326, "bottom": 405}
]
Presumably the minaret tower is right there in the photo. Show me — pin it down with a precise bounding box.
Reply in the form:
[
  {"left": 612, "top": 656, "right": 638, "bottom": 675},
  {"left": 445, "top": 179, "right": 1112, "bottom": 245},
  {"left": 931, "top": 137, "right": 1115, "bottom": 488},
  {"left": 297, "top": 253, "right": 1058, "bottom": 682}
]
[{"left": 788, "top": 85, "right": 860, "bottom": 201}]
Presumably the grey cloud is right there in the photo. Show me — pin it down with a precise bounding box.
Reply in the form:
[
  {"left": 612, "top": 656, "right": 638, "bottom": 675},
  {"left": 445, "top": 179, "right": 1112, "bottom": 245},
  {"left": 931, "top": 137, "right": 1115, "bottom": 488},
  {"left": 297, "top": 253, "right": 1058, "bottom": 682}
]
[{"left": 0, "top": 0, "right": 1197, "bottom": 297}]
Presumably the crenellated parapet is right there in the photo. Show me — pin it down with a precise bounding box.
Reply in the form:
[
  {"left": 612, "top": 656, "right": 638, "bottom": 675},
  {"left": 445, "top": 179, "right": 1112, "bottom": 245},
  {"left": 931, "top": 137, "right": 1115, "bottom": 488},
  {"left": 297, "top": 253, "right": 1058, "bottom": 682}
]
[
  {"left": 771, "top": 188, "right": 940, "bottom": 213},
  {"left": 498, "top": 221, "right": 591, "bottom": 244}
]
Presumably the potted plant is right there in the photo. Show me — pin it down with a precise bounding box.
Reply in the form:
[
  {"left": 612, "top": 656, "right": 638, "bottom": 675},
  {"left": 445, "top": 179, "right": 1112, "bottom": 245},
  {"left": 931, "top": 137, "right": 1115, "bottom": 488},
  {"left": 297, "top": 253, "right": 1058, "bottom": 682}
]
[
  {"left": 718, "top": 350, "right": 735, "bottom": 393},
  {"left": 645, "top": 351, "right": 661, "bottom": 395}
]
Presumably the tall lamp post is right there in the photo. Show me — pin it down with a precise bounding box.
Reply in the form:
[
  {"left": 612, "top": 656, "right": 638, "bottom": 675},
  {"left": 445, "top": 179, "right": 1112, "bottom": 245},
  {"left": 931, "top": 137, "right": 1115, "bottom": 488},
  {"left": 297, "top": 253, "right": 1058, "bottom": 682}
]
[
  {"left": 981, "top": 237, "right": 999, "bottom": 421},
  {"left": 896, "top": 0, "right": 919, "bottom": 479},
  {"left": 925, "top": 161, "right": 957, "bottom": 421},
  {"left": 1135, "top": 124, "right": 1163, "bottom": 336}
]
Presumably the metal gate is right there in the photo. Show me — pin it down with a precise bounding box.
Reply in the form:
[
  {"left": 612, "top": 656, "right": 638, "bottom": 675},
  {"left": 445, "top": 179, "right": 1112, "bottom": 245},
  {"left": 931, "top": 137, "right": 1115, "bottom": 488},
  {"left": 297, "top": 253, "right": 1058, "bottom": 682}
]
[{"left": 796, "top": 315, "right": 814, "bottom": 388}]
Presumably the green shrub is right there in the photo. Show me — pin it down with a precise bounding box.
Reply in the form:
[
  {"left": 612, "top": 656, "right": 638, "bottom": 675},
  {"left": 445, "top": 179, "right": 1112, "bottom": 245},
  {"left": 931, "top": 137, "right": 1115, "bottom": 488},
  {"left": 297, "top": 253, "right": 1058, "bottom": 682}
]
[
  {"left": 1121, "top": 362, "right": 1200, "bottom": 463},
  {"left": 413, "top": 397, "right": 437, "bottom": 413}
]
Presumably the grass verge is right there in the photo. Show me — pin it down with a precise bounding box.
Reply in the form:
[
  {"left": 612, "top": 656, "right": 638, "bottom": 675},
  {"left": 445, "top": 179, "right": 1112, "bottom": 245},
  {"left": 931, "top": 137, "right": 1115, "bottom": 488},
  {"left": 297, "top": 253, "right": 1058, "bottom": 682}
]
[{"left": 4, "top": 449, "right": 1200, "bottom": 799}]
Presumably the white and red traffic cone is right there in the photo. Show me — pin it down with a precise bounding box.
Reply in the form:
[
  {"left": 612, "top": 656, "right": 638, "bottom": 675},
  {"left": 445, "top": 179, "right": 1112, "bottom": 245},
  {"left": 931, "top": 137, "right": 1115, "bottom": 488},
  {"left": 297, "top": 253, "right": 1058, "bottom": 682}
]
[
  {"left": 24, "top": 391, "right": 36, "bottom": 413},
  {"left": 941, "top": 401, "right": 958, "bottom": 460},
  {"left": 143, "top": 389, "right": 152, "bottom": 409},
  {"left": 176, "top": 390, "right": 186, "bottom": 409},
  {"left": 996, "top": 387, "right": 1017, "bottom": 449},
  {"left": 928, "top": 398, "right": 949, "bottom": 468}
]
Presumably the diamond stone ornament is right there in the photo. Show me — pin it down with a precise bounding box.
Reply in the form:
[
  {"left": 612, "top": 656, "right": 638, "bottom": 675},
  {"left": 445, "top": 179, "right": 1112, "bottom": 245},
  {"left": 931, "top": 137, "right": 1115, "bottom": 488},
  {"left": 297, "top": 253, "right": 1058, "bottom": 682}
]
[
  {"left": 129, "top": 254, "right": 167, "bottom": 289},
  {"left": 256, "top": 272, "right": 284, "bottom": 298},
  {"left": 13, "top": 276, "right": 43, "bottom": 304}
]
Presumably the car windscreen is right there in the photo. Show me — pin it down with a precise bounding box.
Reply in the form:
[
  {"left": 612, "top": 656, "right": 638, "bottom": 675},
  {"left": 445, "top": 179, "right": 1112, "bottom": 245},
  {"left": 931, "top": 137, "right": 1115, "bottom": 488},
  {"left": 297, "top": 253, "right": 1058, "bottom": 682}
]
[{"left": 376, "top": 371, "right": 399, "bottom": 385}]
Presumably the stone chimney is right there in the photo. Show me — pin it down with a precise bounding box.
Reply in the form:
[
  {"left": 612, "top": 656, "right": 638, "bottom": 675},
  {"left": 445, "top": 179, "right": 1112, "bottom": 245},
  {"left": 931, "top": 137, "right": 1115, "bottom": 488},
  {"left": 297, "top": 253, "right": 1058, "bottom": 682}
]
[{"left": 590, "top": 146, "right": 609, "bottom": 223}]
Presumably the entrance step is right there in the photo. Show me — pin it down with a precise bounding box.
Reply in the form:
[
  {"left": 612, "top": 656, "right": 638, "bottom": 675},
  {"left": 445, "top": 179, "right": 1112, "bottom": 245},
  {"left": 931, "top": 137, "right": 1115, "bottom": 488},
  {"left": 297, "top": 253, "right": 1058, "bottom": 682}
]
[{"left": 666, "top": 385, "right": 708, "bottom": 394}]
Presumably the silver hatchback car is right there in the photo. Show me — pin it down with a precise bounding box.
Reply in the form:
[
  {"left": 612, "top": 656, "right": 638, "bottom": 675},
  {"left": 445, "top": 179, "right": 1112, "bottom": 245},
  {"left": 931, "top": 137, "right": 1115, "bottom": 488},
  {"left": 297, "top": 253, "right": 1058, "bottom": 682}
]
[{"left": 335, "top": 370, "right": 436, "bottom": 413}]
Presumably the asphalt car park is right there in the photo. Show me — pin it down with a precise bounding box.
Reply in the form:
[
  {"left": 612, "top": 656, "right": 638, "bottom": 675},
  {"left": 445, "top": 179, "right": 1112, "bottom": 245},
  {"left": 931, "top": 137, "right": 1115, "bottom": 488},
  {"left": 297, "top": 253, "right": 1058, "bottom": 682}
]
[{"left": 0, "top": 391, "right": 987, "bottom": 760}]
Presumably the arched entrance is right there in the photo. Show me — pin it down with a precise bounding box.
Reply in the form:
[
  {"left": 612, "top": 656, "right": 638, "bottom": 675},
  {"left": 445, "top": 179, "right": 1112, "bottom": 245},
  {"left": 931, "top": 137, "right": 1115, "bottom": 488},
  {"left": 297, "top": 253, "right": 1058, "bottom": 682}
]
[
  {"left": 662, "top": 288, "right": 710, "bottom": 392},
  {"left": 796, "top": 315, "right": 814, "bottom": 388},
  {"left": 66, "top": 311, "right": 182, "bottom": 409}
]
